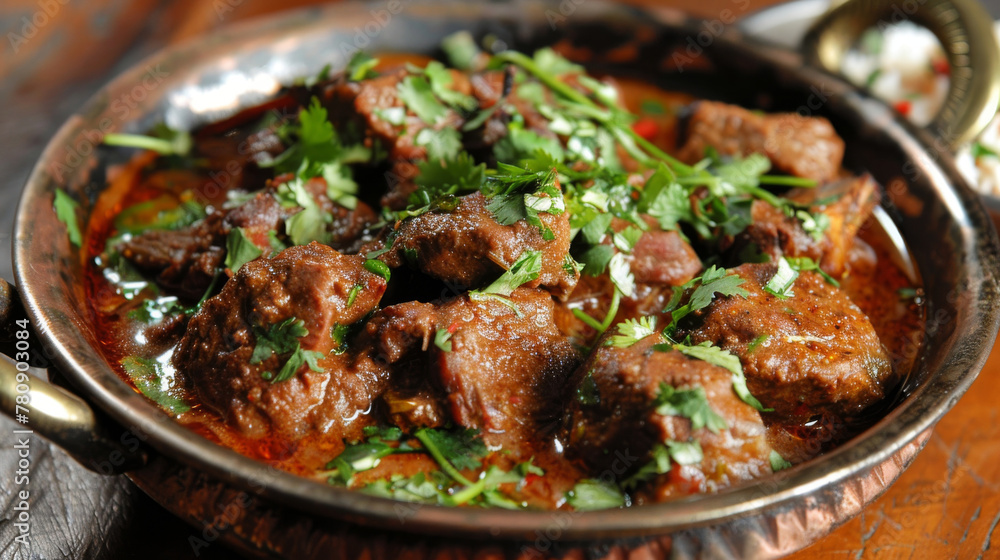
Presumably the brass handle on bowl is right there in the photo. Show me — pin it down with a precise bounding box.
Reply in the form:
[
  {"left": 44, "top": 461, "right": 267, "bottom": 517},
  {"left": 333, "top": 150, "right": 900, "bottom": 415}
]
[
  {"left": 0, "top": 279, "right": 146, "bottom": 474},
  {"left": 801, "top": 0, "right": 1000, "bottom": 149}
]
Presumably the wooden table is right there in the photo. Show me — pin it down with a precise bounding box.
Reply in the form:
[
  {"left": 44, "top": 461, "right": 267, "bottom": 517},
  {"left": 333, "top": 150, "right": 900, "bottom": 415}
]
[{"left": 1, "top": 1, "right": 999, "bottom": 558}]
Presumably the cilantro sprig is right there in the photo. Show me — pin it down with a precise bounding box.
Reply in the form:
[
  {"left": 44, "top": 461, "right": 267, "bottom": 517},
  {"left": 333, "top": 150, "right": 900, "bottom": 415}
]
[
  {"left": 663, "top": 266, "right": 748, "bottom": 337},
  {"left": 325, "top": 426, "right": 544, "bottom": 508},
  {"left": 653, "top": 383, "right": 727, "bottom": 433},
  {"left": 250, "top": 317, "right": 325, "bottom": 383}
]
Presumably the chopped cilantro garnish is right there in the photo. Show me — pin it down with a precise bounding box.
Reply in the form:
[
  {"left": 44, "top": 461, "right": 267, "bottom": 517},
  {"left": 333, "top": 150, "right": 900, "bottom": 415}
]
[
  {"left": 607, "top": 316, "right": 658, "bottom": 348},
  {"left": 250, "top": 317, "right": 324, "bottom": 383},
  {"left": 225, "top": 227, "right": 263, "bottom": 272},
  {"left": 769, "top": 450, "right": 793, "bottom": 471},
  {"left": 567, "top": 479, "right": 625, "bottom": 511},
  {"left": 478, "top": 249, "right": 542, "bottom": 296},
  {"left": 434, "top": 328, "right": 453, "bottom": 352},
  {"left": 795, "top": 209, "right": 831, "bottom": 242},
  {"left": 441, "top": 31, "right": 480, "bottom": 71},
  {"left": 129, "top": 296, "right": 183, "bottom": 324},
  {"left": 415, "top": 127, "right": 463, "bottom": 162},
  {"left": 664, "top": 266, "right": 748, "bottom": 336},
  {"left": 653, "top": 383, "right": 727, "bottom": 434},
  {"left": 973, "top": 142, "right": 1000, "bottom": 160},
  {"left": 665, "top": 439, "right": 704, "bottom": 465},
  {"left": 764, "top": 257, "right": 799, "bottom": 299},
  {"left": 482, "top": 162, "right": 565, "bottom": 240},
  {"left": 53, "top": 188, "right": 82, "bottom": 247},
  {"left": 580, "top": 212, "right": 613, "bottom": 245},
  {"left": 785, "top": 256, "right": 840, "bottom": 286},
  {"left": 345, "top": 51, "right": 379, "bottom": 81},
  {"left": 103, "top": 125, "right": 192, "bottom": 157},
  {"left": 667, "top": 341, "right": 770, "bottom": 412},
  {"left": 422, "top": 61, "right": 477, "bottom": 111},
  {"left": 364, "top": 258, "right": 391, "bottom": 282},
  {"left": 612, "top": 225, "right": 643, "bottom": 254},
  {"left": 120, "top": 356, "right": 191, "bottom": 414},
  {"left": 639, "top": 99, "right": 667, "bottom": 115},
  {"left": 346, "top": 284, "right": 362, "bottom": 308},
  {"left": 747, "top": 334, "right": 769, "bottom": 353},
  {"left": 398, "top": 75, "right": 449, "bottom": 124},
  {"left": 607, "top": 253, "right": 635, "bottom": 297}
]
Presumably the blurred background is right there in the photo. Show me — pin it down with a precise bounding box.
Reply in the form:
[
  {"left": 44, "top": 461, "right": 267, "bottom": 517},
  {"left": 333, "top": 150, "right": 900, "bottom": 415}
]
[{"left": 1, "top": 0, "right": 1000, "bottom": 559}]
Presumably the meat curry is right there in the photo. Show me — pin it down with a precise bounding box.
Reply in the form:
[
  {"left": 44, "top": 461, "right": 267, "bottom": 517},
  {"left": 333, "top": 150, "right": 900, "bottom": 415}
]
[{"left": 76, "top": 37, "right": 924, "bottom": 510}]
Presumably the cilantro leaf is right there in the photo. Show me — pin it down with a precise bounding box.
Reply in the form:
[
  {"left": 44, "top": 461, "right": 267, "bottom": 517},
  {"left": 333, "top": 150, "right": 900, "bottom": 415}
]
[
  {"left": 567, "top": 479, "right": 625, "bottom": 511},
  {"left": 664, "top": 266, "right": 748, "bottom": 335},
  {"left": 120, "top": 356, "right": 191, "bottom": 414},
  {"left": 607, "top": 316, "right": 658, "bottom": 348},
  {"left": 415, "top": 427, "right": 487, "bottom": 471},
  {"left": 285, "top": 202, "right": 329, "bottom": 246},
  {"left": 423, "top": 61, "right": 477, "bottom": 111},
  {"left": 796, "top": 209, "right": 831, "bottom": 242},
  {"left": 325, "top": 440, "right": 395, "bottom": 485},
  {"left": 346, "top": 51, "right": 379, "bottom": 81},
  {"left": 608, "top": 252, "right": 635, "bottom": 297},
  {"left": 769, "top": 450, "right": 793, "bottom": 471},
  {"left": 398, "top": 75, "right": 449, "bottom": 124},
  {"left": 54, "top": 189, "right": 82, "bottom": 247},
  {"left": 785, "top": 256, "right": 840, "bottom": 287},
  {"left": 250, "top": 317, "right": 309, "bottom": 364},
  {"left": 578, "top": 244, "right": 615, "bottom": 276},
  {"left": 612, "top": 225, "right": 643, "bottom": 254},
  {"left": 653, "top": 383, "right": 727, "bottom": 434},
  {"left": 434, "top": 328, "right": 453, "bottom": 352},
  {"left": 415, "top": 127, "right": 462, "bottom": 162},
  {"left": 478, "top": 250, "right": 542, "bottom": 296},
  {"left": 441, "top": 31, "right": 480, "bottom": 71},
  {"left": 973, "top": 141, "right": 1000, "bottom": 159},
  {"left": 415, "top": 151, "right": 486, "bottom": 198},
  {"left": 665, "top": 439, "right": 703, "bottom": 465},
  {"left": 272, "top": 345, "right": 324, "bottom": 383},
  {"left": 580, "top": 212, "right": 613, "bottom": 245},
  {"left": 669, "top": 341, "right": 770, "bottom": 412},
  {"left": 531, "top": 48, "right": 583, "bottom": 75},
  {"left": 763, "top": 257, "right": 799, "bottom": 299},
  {"left": 251, "top": 317, "right": 324, "bottom": 383},
  {"left": 482, "top": 163, "right": 564, "bottom": 239},
  {"left": 113, "top": 197, "right": 206, "bottom": 235},
  {"left": 225, "top": 227, "right": 263, "bottom": 272},
  {"left": 494, "top": 125, "right": 565, "bottom": 163}
]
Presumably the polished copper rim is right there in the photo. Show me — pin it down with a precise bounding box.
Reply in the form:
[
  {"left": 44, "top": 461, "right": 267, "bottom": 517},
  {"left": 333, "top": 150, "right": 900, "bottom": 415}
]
[{"left": 11, "top": 0, "right": 1000, "bottom": 544}]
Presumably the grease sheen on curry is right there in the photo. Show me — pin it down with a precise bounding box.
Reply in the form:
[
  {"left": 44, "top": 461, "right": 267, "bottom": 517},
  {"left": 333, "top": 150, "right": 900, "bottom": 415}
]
[{"left": 80, "top": 43, "right": 924, "bottom": 511}]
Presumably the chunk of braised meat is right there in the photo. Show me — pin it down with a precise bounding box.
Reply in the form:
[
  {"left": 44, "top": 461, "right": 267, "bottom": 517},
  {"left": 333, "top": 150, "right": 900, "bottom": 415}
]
[
  {"left": 119, "top": 178, "right": 377, "bottom": 299},
  {"left": 174, "top": 243, "right": 389, "bottom": 442},
  {"left": 319, "top": 68, "right": 469, "bottom": 209},
  {"left": 614, "top": 217, "right": 702, "bottom": 286},
  {"left": 555, "top": 216, "right": 701, "bottom": 344},
  {"left": 373, "top": 191, "right": 578, "bottom": 298},
  {"left": 729, "top": 175, "right": 879, "bottom": 278},
  {"left": 563, "top": 334, "right": 775, "bottom": 501},
  {"left": 676, "top": 100, "right": 845, "bottom": 183},
  {"left": 683, "top": 262, "right": 894, "bottom": 424},
  {"left": 119, "top": 211, "right": 228, "bottom": 301},
  {"left": 364, "top": 288, "right": 583, "bottom": 449}
]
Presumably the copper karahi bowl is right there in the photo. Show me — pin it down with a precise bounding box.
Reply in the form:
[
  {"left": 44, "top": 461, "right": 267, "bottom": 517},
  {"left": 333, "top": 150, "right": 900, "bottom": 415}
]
[{"left": 3, "top": 1, "right": 998, "bottom": 558}]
